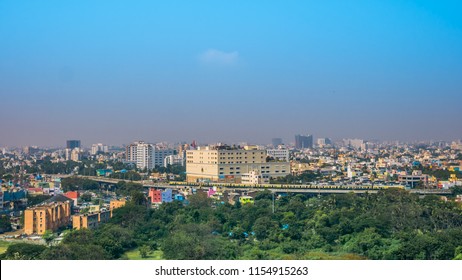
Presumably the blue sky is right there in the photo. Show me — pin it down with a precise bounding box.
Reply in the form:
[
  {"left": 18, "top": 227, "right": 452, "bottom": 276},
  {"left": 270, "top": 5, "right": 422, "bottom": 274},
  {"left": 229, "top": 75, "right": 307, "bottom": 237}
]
[{"left": 1, "top": 1, "right": 461, "bottom": 147}]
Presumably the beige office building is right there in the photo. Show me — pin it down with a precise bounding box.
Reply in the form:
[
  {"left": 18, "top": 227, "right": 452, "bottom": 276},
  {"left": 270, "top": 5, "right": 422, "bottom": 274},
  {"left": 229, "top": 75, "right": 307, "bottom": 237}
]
[{"left": 186, "top": 146, "right": 290, "bottom": 183}]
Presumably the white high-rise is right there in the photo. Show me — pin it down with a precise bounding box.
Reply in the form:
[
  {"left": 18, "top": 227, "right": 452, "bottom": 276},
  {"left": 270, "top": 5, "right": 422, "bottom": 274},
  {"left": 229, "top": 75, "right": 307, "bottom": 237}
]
[
  {"left": 125, "top": 141, "right": 154, "bottom": 170},
  {"left": 125, "top": 141, "right": 175, "bottom": 170}
]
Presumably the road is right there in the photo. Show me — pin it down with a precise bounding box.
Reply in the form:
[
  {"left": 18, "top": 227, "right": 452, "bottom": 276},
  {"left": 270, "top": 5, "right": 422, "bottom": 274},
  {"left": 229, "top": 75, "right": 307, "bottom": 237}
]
[{"left": 51, "top": 175, "right": 452, "bottom": 195}]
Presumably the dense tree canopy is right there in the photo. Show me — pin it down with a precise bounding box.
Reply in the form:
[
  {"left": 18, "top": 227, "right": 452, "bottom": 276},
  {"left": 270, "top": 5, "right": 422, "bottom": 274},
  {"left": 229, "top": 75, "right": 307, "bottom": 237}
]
[{"left": 3, "top": 189, "right": 462, "bottom": 260}]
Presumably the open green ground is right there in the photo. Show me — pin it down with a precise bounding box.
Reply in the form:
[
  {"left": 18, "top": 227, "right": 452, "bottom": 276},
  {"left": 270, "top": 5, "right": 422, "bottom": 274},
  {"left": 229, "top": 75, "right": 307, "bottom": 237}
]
[
  {"left": 123, "top": 248, "right": 164, "bottom": 260},
  {"left": 0, "top": 240, "right": 14, "bottom": 254}
]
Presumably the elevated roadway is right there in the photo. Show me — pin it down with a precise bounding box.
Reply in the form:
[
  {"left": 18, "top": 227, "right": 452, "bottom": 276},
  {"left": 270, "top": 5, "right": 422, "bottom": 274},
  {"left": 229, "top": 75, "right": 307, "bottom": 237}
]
[{"left": 52, "top": 175, "right": 452, "bottom": 195}]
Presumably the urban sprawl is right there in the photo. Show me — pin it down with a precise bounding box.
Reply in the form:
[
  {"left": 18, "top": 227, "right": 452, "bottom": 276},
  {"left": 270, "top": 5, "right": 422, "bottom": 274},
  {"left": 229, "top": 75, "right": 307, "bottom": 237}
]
[{"left": 1, "top": 136, "right": 462, "bottom": 251}]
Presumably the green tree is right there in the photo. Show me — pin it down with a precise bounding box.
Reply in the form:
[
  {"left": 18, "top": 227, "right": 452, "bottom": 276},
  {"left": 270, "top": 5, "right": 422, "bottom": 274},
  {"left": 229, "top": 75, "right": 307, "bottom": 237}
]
[
  {"left": 42, "top": 230, "right": 55, "bottom": 246},
  {"left": 1, "top": 243, "right": 46, "bottom": 260},
  {"left": 139, "top": 245, "right": 151, "bottom": 258},
  {"left": 0, "top": 215, "right": 11, "bottom": 233}
]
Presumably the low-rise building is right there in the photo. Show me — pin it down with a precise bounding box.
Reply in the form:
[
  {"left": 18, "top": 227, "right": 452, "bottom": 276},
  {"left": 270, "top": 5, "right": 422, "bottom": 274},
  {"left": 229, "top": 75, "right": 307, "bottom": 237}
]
[
  {"left": 398, "top": 170, "right": 429, "bottom": 188},
  {"left": 241, "top": 170, "right": 270, "bottom": 185},
  {"left": 72, "top": 209, "right": 111, "bottom": 230},
  {"left": 148, "top": 188, "right": 162, "bottom": 204},
  {"left": 63, "top": 191, "right": 79, "bottom": 206},
  {"left": 109, "top": 199, "right": 126, "bottom": 210}
]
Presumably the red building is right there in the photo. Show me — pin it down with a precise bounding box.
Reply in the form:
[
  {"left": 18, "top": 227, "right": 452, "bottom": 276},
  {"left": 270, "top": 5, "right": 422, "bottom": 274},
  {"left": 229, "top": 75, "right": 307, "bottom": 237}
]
[
  {"left": 148, "top": 188, "right": 162, "bottom": 203},
  {"left": 63, "top": 191, "right": 79, "bottom": 206}
]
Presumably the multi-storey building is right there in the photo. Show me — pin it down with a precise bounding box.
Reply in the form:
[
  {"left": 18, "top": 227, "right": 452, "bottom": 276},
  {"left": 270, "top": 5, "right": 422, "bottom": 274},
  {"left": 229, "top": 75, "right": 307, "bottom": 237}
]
[
  {"left": 163, "top": 154, "right": 185, "bottom": 167},
  {"left": 126, "top": 141, "right": 175, "bottom": 169},
  {"left": 266, "top": 148, "right": 290, "bottom": 162},
  {"left": 343, "top": 139, "right": 367, "bottom": 150},
  {"left": 186, "top": 145, "right": 290, "bottom": 183},
  {"left": 109, "top": 199, "right": 126, "bottom": 210},
  {"left": 24, "top": 195, "right": 73, "bottom": 235},
  {"left": 295, "top": 134, "right": 313, "bottom": 149},
  {"left": 148, "top": 188, "right": 162, "bottom": 204},
  {"left": 91, "top": 143, "right": 109, "bottom": 155},
  {"left": 154, "top": 149, "right": 175, "bottom": 167},
  {"left": 317, "top": 138, "right": 332, "bottom": 147},
  {"left": 66, "top": 140, "right": 81, "bottom": 149},
  {"left": 241, "top": 170, "right": 270, "bottom": 185},
  {"left": 72, "top": 210, "right": 111, "bottom": 230},
  {"left": 398, "top": 170, "right": 429, "bottom": 188},
  {"left": 126, "top": 141, "right": 154, "bottom": 170},
  {"left": 70, "top": 148, "right": 81, "bottom": 162},
  {"left": 271, "top": 138, "right": 283, "bottom": 147}
]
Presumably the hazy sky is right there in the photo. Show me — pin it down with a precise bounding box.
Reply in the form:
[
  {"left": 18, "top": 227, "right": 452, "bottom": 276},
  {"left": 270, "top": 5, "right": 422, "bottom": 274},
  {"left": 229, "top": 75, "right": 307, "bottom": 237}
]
[{"left": 1, "top": 1, "right": 461, "bottom": 147}]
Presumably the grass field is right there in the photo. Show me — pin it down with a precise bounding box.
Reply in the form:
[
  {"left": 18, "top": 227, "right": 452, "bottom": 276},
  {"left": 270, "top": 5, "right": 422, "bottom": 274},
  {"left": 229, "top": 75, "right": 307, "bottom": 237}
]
[
  {"left": 123, "top": 248, "right": 164, "bottom": 260},
  {"left": 0, "top": 240, "right": 14, "bottom": 254}
]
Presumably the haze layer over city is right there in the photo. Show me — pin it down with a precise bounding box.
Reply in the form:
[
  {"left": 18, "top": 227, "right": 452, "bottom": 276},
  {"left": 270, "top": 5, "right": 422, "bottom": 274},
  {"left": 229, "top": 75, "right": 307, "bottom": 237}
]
[
  {"left": 2, "top": 1, "right": 462, "bottom": 264},
  {"left": 1, "top": 1, "right": 462, "bottom": 147}
]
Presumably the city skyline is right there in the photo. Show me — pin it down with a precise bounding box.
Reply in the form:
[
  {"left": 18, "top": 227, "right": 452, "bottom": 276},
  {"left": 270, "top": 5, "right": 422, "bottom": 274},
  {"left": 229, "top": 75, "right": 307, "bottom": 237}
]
[{"left": 1, "top": 1, "right": 462, "bottom": 147}]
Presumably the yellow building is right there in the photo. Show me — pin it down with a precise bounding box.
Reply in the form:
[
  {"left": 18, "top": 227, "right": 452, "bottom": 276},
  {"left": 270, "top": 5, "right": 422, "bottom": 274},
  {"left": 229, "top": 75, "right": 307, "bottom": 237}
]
[
  {"left": 72, "top": 210, "right": 111, "bottom": 230},
  {"left": 186, "top": 145, "right": 290, "bottom": 183},
  {"left": 24, "top": 195, "right": 72, "bottom": 235},
  {"left": 110, "top": 199, "right": 126, "bottom": 211}
]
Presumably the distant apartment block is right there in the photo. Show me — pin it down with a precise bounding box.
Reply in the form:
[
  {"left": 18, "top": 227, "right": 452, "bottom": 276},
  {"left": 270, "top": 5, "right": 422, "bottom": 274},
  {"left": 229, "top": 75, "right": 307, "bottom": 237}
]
[
  {"left": 266, "top": 148, "right": 290, "bottom": 162},
  {"left": 271, "top": 138, "right": 283, "bottom": 147},
  {"left": 317, "top": 138, "right": 332, "bottom": 147},
  {"left": 163, "top": 154, "right": 185, "bottom": 167},
  {"left": 295, "top": 134, "right": 313, "bottom": 149},
  {"left": 125, "top": 141, "right": 175, "bottom": 169},
  {"left": 66, "top": 140, "right": 81, "bottom": 149},
  {"left": 186, "top": 145, "right": 290, "bottom": 183},
  {"left": 344, "top": 139, "right": 367, "bottom": 150},
  {"left": 24, "top": 195, "right": 73, "bottom": 235},
  {"left": 91, "top": 143, "right": 109, "bottom": 155}
]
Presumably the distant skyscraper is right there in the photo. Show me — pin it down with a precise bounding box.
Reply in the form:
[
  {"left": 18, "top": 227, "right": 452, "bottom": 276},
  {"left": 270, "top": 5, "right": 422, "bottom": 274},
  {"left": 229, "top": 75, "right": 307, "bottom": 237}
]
[
  {"left": 66, "top": 140, "right": 81, "bottom": 149},
  {"left": 295, "top": 134, "right": 313, "bottom": 149},
  {"left": 271, "top": 138, "right": 283, "bottom": 147},
  {"left": 317, "top": 138, "right": 332, "bottom": 147}
]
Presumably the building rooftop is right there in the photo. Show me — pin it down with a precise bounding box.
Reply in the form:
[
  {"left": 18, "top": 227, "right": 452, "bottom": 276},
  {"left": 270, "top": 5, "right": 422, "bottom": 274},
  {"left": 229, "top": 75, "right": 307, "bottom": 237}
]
[{"left": 43, "top": 194, "right": 74, "bottom": 204}]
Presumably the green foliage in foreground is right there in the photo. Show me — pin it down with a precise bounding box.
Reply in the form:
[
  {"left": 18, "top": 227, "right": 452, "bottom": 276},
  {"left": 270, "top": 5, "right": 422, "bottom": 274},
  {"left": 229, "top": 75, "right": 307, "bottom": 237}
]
[{"left": 4, "top": 189, "right": 462, "bottom": 260}]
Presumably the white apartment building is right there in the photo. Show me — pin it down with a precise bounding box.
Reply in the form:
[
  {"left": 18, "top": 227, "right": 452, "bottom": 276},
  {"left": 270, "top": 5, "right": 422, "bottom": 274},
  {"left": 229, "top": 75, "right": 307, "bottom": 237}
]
[
  {"left": 126, "top": 141, "right": 175, "bottom": 170},
  {"left": 241, "top": 170, "right": 270, "bottom": 185},
  {"left": 266, "top": 148, "right": 290, "bottom": 162},
  {"left": 126, "top": 141, "right": 154, "bottom": 170},
  {"left": 163, "top": 154, "right": 185, "bottom": 167},
  {"left": 91, "top": 143, "right": 109, "bottom": 155},
  {"left": 154, "top": 149, "right": 175, "bottom": 167}
]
